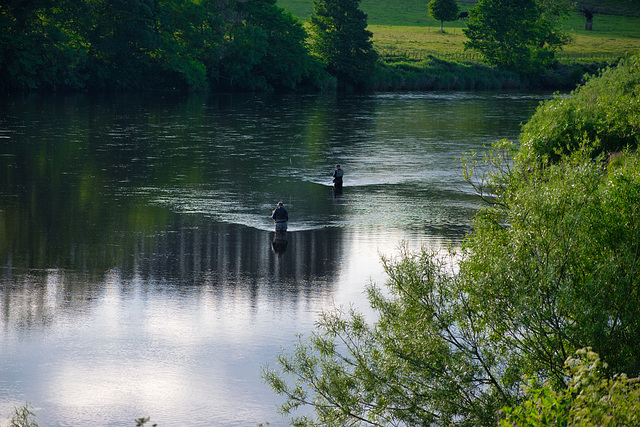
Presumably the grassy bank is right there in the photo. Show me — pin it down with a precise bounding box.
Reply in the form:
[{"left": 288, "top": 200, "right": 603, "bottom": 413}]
[
  {"left": 278, "top": 0, "right": 640, "bottom": 61},
  {"left": 367, "top": 56, "right": 606, "bottom": 91}
]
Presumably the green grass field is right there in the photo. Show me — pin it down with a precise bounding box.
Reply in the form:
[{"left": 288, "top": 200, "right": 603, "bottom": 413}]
[{"left": 278, "top": 0, "right": 640, "bottom": 59}]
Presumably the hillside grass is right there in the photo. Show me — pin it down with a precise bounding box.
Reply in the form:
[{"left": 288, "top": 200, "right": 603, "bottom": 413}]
[{"left": 278, "top": 0, "right": 640, "bottom": 60}]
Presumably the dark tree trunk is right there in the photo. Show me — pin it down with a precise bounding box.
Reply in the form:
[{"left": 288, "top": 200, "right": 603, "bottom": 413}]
[{"left": 585, "top": 17, "right": 593, "bottom": 30}]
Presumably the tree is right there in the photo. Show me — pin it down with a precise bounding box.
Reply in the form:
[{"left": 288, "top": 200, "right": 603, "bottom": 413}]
[
  {"left": 263, "top": 56, "right": 640, "bottom": 426},
  {"left": 579, "top": 7, "right": 595, "bottom": 30},
  {"left": 517, "top": 55, "right": 640, "bottom": 165},
  {"left": 218, "top": 0, "right": 326, "bottom": 91},
  {"left": 143, "top": 0, "right": 210, "bottom": 90},
  {"left": 501, "top": 349, "right": 640, "bottom": 427},
  {"left": 428, "top": 0, "right": 460, "bottom": 33},
  {"left": 0, "top": 0, "right": 323, "bottom": 91},
  {"left": 463, "top": 0, "right": 570, "bottom": 74},
  {"left": 83, "top": 0, "right": 160, "bottom": 89},
  {"left": 575, "top": 0, "right": 597, "bottom": 30},
  {"left": 0, "top": 0, "right": 90, "bottom": 90},
  {"left": 265, "top": 151, "right": 640, "bottom": 425},
  {"left": 308, "top": 0, "right": 378, "bottom": 88}
]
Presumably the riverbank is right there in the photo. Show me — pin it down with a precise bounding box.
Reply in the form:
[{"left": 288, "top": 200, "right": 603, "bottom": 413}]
[{"left": 364, "top": 57, "right": 611, "bottom": 92}]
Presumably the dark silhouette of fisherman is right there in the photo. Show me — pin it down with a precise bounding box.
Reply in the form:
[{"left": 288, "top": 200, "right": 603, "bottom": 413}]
[
  {"left": 271, "top": 201, "right": 288, "bottom": 232},
  {"left": 271, "top": 201, "right": 288, "bottom": 257},
  {"left": 333, "top": 164, "right": 344, "bottom": 194},
  {"left": 272, "top": 233, "right": 288, "bottom": 256}
]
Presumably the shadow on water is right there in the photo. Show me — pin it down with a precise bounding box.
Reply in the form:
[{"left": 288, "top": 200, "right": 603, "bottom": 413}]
[{"left": 1, "top": 217, "right": 346, "bottom": 328}]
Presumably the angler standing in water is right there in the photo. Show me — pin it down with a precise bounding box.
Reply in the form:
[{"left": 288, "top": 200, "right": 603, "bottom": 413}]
[
  {"left": 333, "top": 164, "right": 344, "bottom": 193},
  {"left": 272, "top": 201, "right": 288, "bottom": 232}
]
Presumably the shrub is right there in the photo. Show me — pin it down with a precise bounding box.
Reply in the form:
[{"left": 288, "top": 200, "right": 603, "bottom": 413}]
[
  {"left": 518, "top": 55, "right": 640, "bottom": 165},
  {"left": 501, "top": 348, "right": 640, "bottom": 427}
]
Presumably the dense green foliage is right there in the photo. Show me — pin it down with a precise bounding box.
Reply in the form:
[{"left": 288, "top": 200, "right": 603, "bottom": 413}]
[
  {"left": 2, "top": 0, "right": 637, "bottom": 92},
  {"left": 263, "top": 56, "right": 640, "bottom": 426},
  {"left": 462, "top": 145, "right": 640, "bottom": 384},
  {"left": 308, "top": 0, "right": 378, "bottom": 88},
  {"left": 0, "top": 0, "right": 327, "bottom": 91},
  {"left": 222, "top": 0, "right": 326, "bottom": 90},
  {"left": 463, "top": 0, "right": 570, "bottom": 73},
  {"left": 501, "top": 349, "right": 640, "bottom": 427},
  {"left": 518, "top": 55, "right": 640, "bottom": 165},
  {"left": 427, "top": 0, "right": 460, "bottom": 33}
]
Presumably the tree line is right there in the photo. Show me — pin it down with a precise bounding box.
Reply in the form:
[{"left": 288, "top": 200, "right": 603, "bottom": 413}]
[
  {"left": 2, "top": 0, "right": 609, "bottom": 92},
  {"left": 0, "top": 0, "right": 376, "bottom": 92}
]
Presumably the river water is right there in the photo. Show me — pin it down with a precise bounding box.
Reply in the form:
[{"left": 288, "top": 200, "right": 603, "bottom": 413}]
[{"left": 0, "top": 91, "right": 547, "bottom": 426}]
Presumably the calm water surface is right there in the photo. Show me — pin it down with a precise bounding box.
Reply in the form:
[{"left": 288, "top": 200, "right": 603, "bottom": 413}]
[{"left": 0, "top": 91, "right": 547, "bottom": 426}]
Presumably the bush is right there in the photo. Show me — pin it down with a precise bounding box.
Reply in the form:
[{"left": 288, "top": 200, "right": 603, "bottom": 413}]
[
  {"left": 518, "top": 55, "right": 640, "bottom": 165},
  {"left": 501, "top": 348, "right": 640, "bottom": 427}
]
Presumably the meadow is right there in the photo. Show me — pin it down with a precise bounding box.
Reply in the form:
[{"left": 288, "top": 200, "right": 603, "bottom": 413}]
[{"left": 278, "top": 0, "right": 640, "bottom": 61}]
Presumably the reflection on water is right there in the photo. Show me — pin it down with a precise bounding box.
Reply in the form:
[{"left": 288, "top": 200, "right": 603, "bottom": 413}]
[
  {"left": 0, "top": 225, "right": 341, "bottom": 426},
  {"left": 0, "top": 91, "right": 547, "bottom": 426}
]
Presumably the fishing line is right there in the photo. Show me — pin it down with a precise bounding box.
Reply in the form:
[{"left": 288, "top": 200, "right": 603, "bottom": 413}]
[{"left": 326, "top": 140, "right": 335, "bottom": 158}]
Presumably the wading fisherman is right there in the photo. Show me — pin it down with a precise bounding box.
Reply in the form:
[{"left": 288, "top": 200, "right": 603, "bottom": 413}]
[
  {"left": 333, "top": 164, "right": 344, "bottom": 192},
  {"left": 272, "top": 201, "right": 288, "bottom": 232}
]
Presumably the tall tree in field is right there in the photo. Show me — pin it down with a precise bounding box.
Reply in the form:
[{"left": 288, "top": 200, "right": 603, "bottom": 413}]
[
  {"left": 463, "top": 0, "right": 569, "bottom": 74},
  {"left": 428, "top": 0, "right": 460, "bottom": 33},
  {"left": 575, "top": 0, "right": 598, "bottom": 30},
  {"left": 309, "top": 0, "right": 378, "bottom": 88}
]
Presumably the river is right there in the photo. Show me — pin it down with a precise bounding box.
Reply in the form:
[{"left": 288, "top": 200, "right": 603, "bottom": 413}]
[{"left": 0, "top": 91, "right": 548, "bottom": 426}]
